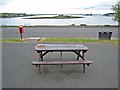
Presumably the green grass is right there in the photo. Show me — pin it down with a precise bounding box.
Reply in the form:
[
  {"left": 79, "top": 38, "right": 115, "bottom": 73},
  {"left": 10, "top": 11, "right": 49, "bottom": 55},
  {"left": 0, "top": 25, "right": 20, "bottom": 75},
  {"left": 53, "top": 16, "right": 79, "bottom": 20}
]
[
  {"left": 40, "top": 38, "right": 119, "bottom": 47},
  {"left": 0, "top": 38, "right": 119, "bottom": 47},
  {"left": 42, "top": 38, "right": 97, "bottom": 43},
  {"left": 0, "top": 38, "right": 24, "bottom": 42}
]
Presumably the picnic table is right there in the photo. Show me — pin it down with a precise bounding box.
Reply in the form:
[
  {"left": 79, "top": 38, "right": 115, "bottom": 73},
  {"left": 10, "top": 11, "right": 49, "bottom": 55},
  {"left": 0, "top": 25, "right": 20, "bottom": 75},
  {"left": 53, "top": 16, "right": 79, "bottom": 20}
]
[{"left": 32, "top": 44, "right": 93, "bottom": 73}]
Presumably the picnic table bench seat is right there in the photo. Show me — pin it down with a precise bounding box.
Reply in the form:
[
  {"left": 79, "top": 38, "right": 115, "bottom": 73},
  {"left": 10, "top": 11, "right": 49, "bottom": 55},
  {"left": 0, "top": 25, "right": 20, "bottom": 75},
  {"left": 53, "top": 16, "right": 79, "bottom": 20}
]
[{"left": 32, "top": 60, "right": 93, "bottom": 73}]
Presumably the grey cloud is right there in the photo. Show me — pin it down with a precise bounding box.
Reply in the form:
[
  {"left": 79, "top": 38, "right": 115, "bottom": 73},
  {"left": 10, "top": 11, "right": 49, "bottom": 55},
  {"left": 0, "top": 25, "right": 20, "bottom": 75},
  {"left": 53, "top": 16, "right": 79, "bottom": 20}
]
[
  {"left": 73, "top": 1, "right": 115, "bottom": 10},
  {"left": 80, "top": 4, "right": 113, "bottom": 10}
]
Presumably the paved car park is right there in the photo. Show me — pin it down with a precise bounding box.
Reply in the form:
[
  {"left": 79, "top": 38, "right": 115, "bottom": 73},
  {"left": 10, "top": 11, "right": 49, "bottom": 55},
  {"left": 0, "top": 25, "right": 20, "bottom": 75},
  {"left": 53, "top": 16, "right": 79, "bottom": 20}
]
[{"left": 2, "top": 42, "right": 118, "bottom": 88}]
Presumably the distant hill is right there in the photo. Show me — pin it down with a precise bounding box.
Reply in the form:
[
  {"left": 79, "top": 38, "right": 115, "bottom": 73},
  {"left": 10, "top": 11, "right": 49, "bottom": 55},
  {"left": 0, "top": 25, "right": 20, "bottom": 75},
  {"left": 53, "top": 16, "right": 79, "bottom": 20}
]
[{"left": 103, "top": 13, "right": 114, "bottom": 16}]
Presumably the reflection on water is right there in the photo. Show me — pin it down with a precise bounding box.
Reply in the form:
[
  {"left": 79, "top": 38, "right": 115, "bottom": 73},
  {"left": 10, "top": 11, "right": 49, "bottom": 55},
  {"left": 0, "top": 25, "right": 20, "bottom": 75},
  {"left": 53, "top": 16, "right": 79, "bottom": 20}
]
[{"left": 1, "top": 15, "right": 118, "bottom": 26}]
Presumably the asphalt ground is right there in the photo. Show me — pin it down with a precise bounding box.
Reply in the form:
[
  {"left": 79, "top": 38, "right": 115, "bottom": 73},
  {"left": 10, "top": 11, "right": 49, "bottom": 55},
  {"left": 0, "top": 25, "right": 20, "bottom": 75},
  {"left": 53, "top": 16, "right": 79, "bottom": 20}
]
[
  {"left": 2, "top": 42, "right": 118, "bottom": 88},
  {"left": 2, "top": 26, "right": 119, "bottom": 39}
]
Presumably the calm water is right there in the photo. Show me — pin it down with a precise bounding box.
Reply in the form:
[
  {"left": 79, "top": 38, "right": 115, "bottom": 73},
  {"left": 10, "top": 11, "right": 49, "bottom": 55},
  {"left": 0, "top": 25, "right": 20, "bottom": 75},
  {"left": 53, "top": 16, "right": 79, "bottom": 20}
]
[{"left": 0, "top": 15, "right": 118, "bottom": 26}]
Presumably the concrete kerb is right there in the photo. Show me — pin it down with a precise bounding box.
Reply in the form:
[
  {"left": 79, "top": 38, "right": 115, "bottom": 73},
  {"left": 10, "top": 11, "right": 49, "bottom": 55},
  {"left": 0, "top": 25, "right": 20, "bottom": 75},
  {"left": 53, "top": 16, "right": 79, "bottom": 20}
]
[{"left": 24, "top": 37, "right": 46, "bottom": 42}]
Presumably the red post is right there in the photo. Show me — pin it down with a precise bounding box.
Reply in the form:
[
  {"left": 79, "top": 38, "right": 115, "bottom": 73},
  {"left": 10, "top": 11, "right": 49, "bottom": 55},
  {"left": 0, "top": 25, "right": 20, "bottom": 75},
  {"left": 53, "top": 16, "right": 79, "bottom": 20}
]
[{"left": 18, "top": 25, "right": 24, "bottom": 40}]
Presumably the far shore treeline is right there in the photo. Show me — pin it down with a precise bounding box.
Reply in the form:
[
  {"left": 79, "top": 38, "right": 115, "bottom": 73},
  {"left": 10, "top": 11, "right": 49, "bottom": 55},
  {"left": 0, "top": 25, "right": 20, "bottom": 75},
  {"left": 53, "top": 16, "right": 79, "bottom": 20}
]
[
  {"left": 0, "top": 13, "right": 114, "bottom": 18},
  {"left": 0, "top": 13, "right": 35, "bottom": 18}
]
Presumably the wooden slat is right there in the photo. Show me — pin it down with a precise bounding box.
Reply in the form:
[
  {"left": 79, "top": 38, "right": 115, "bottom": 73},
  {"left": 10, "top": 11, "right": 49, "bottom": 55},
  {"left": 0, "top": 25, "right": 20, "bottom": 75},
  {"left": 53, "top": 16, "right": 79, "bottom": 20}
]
[
  {"left": 32, "top": 60, "right": 93, "bottom": 65},
  {"left": 35, "top": 44, "right": 88, "bottom": 51}
]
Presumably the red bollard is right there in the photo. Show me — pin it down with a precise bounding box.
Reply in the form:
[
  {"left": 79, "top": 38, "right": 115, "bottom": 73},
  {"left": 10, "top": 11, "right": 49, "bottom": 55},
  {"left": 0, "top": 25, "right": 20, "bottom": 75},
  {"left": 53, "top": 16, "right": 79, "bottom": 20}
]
[{"left": 18, "top": 25, "right": 24, "bottom": 40}]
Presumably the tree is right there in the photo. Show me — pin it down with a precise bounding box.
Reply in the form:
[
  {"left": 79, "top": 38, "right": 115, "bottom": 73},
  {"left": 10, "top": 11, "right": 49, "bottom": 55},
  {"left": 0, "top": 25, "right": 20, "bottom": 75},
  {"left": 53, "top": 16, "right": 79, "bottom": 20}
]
[{"left": 112, "top": 1, "right": 120, "bottom": 24}]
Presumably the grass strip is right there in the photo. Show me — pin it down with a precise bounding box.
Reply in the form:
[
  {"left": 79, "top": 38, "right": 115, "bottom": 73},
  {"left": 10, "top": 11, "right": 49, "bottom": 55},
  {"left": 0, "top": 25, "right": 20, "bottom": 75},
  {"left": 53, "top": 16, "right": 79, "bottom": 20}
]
[
  {"left": 0, "top": 38, "right": 119, "bottom": 47},
  {"left": 41, "top": 38, "right": 97, "bottom": 43},
  {"left": 0, "top": 38, "right": 24, "bottom": 42},
  {"left": 40, "top": 38, "right": 119, "bottom": 47}
]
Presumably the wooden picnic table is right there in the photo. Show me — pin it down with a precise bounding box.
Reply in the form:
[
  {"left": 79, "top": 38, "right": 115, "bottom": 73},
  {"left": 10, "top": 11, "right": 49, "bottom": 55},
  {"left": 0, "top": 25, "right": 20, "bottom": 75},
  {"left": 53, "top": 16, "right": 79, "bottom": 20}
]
[{"left": 33, "top": 44, "right": 93, "bottom": 73}]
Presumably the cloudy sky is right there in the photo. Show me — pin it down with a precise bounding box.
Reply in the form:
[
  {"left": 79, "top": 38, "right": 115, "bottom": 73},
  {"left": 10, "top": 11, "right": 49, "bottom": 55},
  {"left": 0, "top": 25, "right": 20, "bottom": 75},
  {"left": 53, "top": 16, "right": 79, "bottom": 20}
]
[{"left": 0, "top": 0, "right": 118, "bottom": 14}]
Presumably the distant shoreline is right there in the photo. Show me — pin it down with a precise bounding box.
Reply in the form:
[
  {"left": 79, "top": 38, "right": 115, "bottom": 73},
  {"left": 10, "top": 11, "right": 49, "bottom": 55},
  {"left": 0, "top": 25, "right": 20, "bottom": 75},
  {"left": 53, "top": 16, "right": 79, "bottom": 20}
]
[
  {"left": 0, "top": 12, "right": 114, "bottom": 18},
  {"left": 0, "top": 24, "right": 119, "bottom": 27}
]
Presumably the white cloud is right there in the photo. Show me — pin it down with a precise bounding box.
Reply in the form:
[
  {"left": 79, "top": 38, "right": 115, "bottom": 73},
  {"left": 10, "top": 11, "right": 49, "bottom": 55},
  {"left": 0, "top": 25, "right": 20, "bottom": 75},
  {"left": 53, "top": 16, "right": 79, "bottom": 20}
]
[{"left": 0, "top": 0, "right": 118, "bottom": 14}]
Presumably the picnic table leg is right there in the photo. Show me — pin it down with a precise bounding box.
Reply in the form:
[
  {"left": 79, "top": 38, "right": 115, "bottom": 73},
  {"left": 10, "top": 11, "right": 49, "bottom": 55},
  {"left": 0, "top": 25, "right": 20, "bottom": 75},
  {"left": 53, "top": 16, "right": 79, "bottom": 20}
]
[
  {"left": 60, "top": 51, "right": 62, "bottom": 60},
  {"left": 60, "top": 64, "right": 63, "bottom": 70},
  {"left": 73, "top": 51, "right": 81, "bottom": 60},
  {"left": 39, "top": 51, "right": 49, "bottom": 61},
  {"left": 40, "top": 51, "right": 43, "bottom": 61},
  {"left": 39, "top": 51, "right": 43, "bottom": 61},
  {"left": 39, "top": 53, "right": 41, "bottom": 61},
  {"left": 60, "top": 51, "right": 63, "bottom": 68},
  {"left": 76, "top": 51, "right": 84, "bottom": 60},
  {"left": 77, "top": 51, "right": 80, "bottom": 60},
  {"left": 83, "top": 64, "right": 86, "bottom": 73},
  {"left": 82, "top": 51, "right": 85, "bottom": 60},
  {"left": 38, "top": 65, "right": 41, "bottom": 74}
]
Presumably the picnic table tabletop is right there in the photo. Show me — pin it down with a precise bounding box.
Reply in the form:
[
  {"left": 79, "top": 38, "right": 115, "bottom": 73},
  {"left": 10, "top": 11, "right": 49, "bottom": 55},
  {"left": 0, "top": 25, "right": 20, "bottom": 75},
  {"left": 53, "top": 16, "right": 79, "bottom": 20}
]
[{"left": 35, "top": 44, "right": 88, "bottom": 51}]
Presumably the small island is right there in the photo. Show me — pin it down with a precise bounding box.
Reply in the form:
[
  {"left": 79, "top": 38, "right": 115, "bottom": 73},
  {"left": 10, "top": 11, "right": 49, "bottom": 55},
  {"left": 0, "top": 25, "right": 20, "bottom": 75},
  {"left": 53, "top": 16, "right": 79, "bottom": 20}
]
[{"left": 23, "top": 14, "right": 84, "bottom": 19}]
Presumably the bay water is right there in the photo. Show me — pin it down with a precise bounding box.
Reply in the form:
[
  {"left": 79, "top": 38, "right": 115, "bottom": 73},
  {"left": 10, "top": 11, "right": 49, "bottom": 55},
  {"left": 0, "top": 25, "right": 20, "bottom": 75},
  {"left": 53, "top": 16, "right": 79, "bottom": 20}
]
[{"left": 0, "top": 15, "right": 118, "bottom": 26}]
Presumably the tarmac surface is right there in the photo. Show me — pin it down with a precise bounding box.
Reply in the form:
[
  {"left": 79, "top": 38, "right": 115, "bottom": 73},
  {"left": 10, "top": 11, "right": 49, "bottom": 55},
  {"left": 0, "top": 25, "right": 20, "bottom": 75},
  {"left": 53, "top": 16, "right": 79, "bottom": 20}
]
[
  {"left": 2, "top": 42, "right": 118, "bottom": 88},
  {"left": 1, "top": 26, "right": 119, "bottom": 88},
  {"left": 2, "top": 26, "right": 119, "bottom": 39}
]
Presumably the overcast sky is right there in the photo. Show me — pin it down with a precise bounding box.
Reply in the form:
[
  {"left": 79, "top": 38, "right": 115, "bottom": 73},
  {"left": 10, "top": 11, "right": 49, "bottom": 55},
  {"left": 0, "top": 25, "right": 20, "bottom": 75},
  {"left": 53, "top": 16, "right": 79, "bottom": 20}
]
[{"left": 0, "top": 0, "right": 118, "bottom": 14}]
